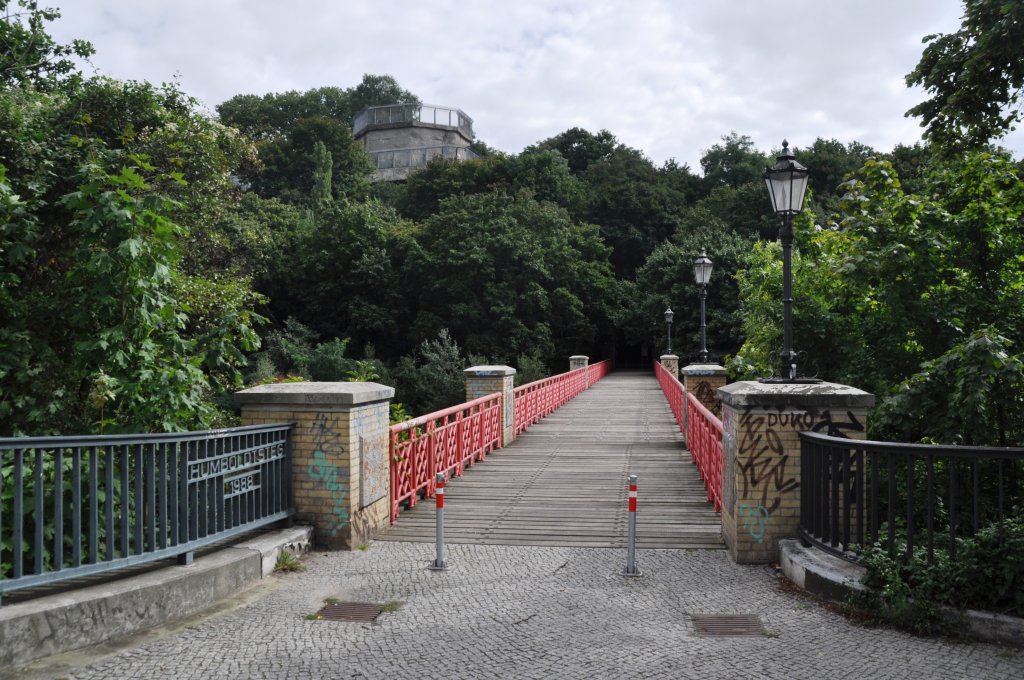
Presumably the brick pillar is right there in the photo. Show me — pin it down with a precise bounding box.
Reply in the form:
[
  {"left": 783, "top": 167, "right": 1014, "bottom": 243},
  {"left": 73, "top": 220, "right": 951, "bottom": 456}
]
[
  {"left": 569, "top": 355, "right": 589, "bottom": 387},
  {"left": 235, "top": 382, "right": 394, "bottom": 550},
  {"left": 464, "top": 365, "right": 516, "bottom": 446},
  {"left": 659, "top": 354, "right": 679, "bottom": 380},
  {"left": 718, "top": 381, "right": 874, "bottom": 564},
  {"left": 682, "top": 363, "right": 728, "bottom": 418}
]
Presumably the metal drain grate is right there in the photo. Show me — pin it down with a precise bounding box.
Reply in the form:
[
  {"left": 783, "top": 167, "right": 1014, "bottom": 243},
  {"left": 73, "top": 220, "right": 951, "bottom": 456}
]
[
  {"left": 691, "top": 614, "right": 767, "bottom": 637},
  {"left": 314, "top": 602, "right": 386, "bottom": 623}
]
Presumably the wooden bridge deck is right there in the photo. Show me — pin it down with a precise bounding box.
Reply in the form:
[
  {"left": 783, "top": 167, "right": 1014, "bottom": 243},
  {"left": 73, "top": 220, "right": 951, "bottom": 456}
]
[{"left": 379, "top": 371, "right": 723, "bottom": 549}]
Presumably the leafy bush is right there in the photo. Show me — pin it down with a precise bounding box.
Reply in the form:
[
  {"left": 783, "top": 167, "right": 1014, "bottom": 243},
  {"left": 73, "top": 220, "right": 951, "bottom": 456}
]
[{"left": 858, "top": 515, "right": 1024, "bottom": 634}]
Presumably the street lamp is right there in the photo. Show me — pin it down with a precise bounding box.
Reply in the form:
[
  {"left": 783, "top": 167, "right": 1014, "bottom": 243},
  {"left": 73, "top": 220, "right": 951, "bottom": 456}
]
[
  {"left": 664, "top": 307, "right": 674, "bottom": 355},
  {"left": 693, "top": 250, "right": 713, "bottom": 363},
  {"left": 764, "top": 140, "right": 810, "bottom": 381}
]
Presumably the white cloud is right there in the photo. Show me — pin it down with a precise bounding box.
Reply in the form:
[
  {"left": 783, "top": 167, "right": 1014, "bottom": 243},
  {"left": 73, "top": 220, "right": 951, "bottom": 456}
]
[{"left": 48, "top": 0, "right": 1024, "bottom": 168}]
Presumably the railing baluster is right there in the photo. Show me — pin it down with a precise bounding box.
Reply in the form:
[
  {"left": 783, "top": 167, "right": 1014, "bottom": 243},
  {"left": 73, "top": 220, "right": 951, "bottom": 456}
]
[
  {"left": 105, "top": 446, "right": 114, "bottom": 560},
  {"left": 33, "top": 448, "right": 44, "bottom": 575},
  {"left": 120, "top": 445, "right": 129, "bottom": 556},
  {"left": 13, "top": 449, "right": 24, "bottom": 578},
  {"left": 842, "top": 444, "right": 852, "bottom": 550},
  {"left": 146, "top": 443, "right": 156, "bottom": 553},
  {"left": 133, "top": 444, "right": 143, "bottom": 553},
  {"left": 158, "top": 443, "right": 167, "bottom": 550},
  {"left": 886, "top": 454, "right": 896, "bottom": 555},
  {"left": 949, "top": 459, "right": 958, "bottom": 559},
  {"left": 854, "top": 447, "right": 864, "bottom": 550},
  {"left": 869, "top": 451, "right": 879, "bottom": 548},
  {"left": 88, "top": 446, "right": 98, "bottom": 564},
  {"left": 972, "top": 459, "right": 980, "bottom": 534},
  {"left": 54, "top": 448, "right": 63, "bottom": 572},
  {"left": 905, "top": 454, "right": 914, "bottom": 559},
  {"left": 926, "top": 455, "right": 935, "bottom": 561},
  {"left": 72, "top": 447, "right": 81, "bottom": 566}
]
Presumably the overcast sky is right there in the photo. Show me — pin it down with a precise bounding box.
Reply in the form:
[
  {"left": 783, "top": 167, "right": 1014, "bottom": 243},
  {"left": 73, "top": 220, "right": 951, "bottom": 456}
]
[{"left": 49, "top": 0, "right": 1023, "bottom": 170}]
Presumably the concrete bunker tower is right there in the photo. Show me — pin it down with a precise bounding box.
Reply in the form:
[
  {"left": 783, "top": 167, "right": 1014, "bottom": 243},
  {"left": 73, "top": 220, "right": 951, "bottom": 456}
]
[{"left": 352, "top": 103, "right": 478, "bottom": 182}]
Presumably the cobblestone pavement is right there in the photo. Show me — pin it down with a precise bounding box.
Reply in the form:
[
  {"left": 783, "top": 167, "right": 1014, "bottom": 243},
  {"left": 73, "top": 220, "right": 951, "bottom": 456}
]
[{"left": 32, "top": 543, "right": 1024, "bottom": 679}]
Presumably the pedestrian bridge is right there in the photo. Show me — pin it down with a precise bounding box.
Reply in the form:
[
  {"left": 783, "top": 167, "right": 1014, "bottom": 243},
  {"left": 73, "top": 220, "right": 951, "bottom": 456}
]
[{"left": 381, "top": 371, "right": 723, "bottom": 549}]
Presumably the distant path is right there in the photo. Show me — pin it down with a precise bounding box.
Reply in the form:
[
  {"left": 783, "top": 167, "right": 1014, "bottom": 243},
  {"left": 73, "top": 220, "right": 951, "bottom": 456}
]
[{"left": 380, "top": 371, "right": 723, "bottom": 549}]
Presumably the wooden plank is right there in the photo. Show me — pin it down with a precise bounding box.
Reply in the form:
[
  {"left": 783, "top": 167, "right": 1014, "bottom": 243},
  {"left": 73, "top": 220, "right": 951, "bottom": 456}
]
[{"left": 379, "top": 371, "right": 723, "bottom": 549}]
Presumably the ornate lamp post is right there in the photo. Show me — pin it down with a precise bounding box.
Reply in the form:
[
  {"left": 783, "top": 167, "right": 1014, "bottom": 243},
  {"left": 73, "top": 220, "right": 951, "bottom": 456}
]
[
  {"left": 763, "top": 140, "right": 810, "bottom": 382},
  {"left": 664, "top": 307, "right": 674, "bottom": 355},
  {"left": 693, "top": 250, "right": 713, "bottom": 363}
]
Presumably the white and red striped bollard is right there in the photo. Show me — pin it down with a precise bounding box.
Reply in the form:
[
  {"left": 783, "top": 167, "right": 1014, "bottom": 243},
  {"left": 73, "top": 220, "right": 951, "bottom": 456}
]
[
  {"left": 429, "top": 472, "right": 448, "bottom": 570},
  {"left": 623, "top": 474, "right": 641, "bottom": 576}
]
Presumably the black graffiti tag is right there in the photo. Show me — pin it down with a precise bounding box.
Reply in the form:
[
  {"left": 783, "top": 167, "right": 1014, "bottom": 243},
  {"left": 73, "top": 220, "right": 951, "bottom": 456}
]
[{"left": 738, "top": 407, "right": 799, "bottom": 513}]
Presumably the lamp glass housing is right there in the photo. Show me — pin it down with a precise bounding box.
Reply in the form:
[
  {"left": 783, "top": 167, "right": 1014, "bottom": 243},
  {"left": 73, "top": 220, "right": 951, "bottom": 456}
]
[
  {"left": 764, "top": 141, "right": 810, "bottom": 215},
  {"left": 664, "top": 307, "right": 674, "bottom": 324},
  {"left": 693, "top": 251, "right": 713, "bottom": 285}
]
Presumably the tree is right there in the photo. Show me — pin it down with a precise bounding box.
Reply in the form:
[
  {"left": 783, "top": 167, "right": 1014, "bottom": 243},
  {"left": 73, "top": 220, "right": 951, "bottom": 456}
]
[
  {"left": 526, "top": 127, "right": 617, "bottom": 175},
  {"left": 700, "top": 132, "right": 770, "bottom": 190},
  {"left": 627, "top": 224, "right": 755, "bottom": 364},
  {"left": 906, "top": 0, "right": 1024, "bottom": 150},
  {"left": 408, "top": 190, "right": 617, "bottom": 363},
  {"left": 731, "top": 151, "right": 1024, "bottom": 421},
  {"left": 0, "top": 0, "right": 93, "bottom": 90},
  {"left": 0, "top": 59, "right": 262, "bottom": 433}
]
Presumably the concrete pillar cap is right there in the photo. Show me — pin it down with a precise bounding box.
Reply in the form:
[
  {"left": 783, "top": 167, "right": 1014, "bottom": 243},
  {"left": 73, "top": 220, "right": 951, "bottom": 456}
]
[
  {"left": 464, "top": 365, "right": 517, "bottom": 377},
  {"left": 569, "top": 355, "right": 589, "bottom": 360},
  {"left": 235, "top": 381, "right": 395, "bottom": 407},
  {"left": 682, "top": 364, "right": 727, "bottom": 376},
  {"left": 660, "top": 354, "right": 679, "bottom": 361}
]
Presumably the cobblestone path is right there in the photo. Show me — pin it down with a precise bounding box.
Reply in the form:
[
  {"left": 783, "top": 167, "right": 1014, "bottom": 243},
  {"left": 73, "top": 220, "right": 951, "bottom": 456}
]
[{"left": 21, "top": 541, "right": 1022, "bottom": 679}]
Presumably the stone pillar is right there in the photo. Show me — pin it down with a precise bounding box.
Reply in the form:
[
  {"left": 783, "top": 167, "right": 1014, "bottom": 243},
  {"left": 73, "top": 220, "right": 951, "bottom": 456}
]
[
  {"left": 235, "top": 382, "right": 395, "bottom": 550},
  {"left": 569, "top": 355, "right": 589, "bottom": 387},
  {"left": 717, "top": 381, "right": 874, "bottom": 564},
  {"left": 682, "top": 363, "right": 728, "bottom": 418},
  {"left": 659, "top": 354, "right": 679, "bottom": 380},
  {"left": 464, "top": 365, "right": 516, "bottom": 447}
]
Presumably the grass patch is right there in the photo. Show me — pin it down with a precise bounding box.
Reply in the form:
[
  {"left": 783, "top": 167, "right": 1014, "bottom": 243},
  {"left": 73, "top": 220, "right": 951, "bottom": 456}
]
[{"left": 274, "top": 550, "right": 305, "bottom": 573}]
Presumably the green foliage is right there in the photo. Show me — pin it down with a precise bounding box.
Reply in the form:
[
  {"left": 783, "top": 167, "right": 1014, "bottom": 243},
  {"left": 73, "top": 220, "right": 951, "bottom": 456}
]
[
  {"left": 261, "top": 199, "right": 408, "bottom": 353},
  {"left": 216, "top": 75, "right": 417, "bottom": 141},
  {"left": 858, "top": 516, "right": 1024, "bottom": 633},
  {"left": 874, "top": 330, "right": 1024, "bottom": 446},
  {"left": 273, "top": 550, "right": 305, "bottom": 573},
  {"left": 700, "top": 132, "right": 770, "bottom": 190},
  {"left": 732, "top": 151, "right": 1024, "bottom": 411},
  {"left": 410, "top": 190, "right": 617, "bottom": 361},
  {"left": 0, "top": 0, "right": 93, "bottom": 91},
  {"left": 906, "top": 0, "right": 1024, "bottom": 150},
  {"left": 628, "top": 225, "right": 754, "bottom": 364},
  {"left": 392, "top": 329, "right": 468, "bottom": 415},
  {"left": 514, "top": 351, "right": 547, "bottom": 386}
]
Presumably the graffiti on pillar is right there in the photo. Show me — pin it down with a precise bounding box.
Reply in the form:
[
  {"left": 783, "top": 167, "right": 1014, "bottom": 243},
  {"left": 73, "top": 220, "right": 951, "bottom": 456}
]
[
  {"left": 308, "top": 413, "right": 349, "bottom": 535},
  {"left": 737, "top": 406, "right": 798, "bottom": 514},
  {"left": 737, "top": 406, "right": 864, "bottom": 515},
  {"left": 737, "top": 502, "right": 769, "bottom": 543},
  {"left": 811, "top": 410, "right": 865, "bottom": 438},
  {"left": 693, "top": 381, "right": 721, "bottom": 415}
]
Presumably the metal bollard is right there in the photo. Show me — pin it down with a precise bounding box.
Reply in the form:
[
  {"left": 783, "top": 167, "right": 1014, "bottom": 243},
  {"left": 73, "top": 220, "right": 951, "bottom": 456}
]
[
  {"left": 623, "top": 474, "right": 641, "bottom": 576},
  {"left": 429, "top": 472, "right": 449, "bottom": 570}
]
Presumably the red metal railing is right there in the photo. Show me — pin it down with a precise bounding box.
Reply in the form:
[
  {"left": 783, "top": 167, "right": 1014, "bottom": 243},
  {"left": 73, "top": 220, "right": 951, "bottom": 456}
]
[
  {"left": 587, "top": 358, "right": 612, "bottom": 385},
  {"left": 389, "top": 393, "right": 502, "bottom": 523},
  {"left": 654, "top": 361, "right": 723, "bottom": 512},
  {"left": 687, "top": 391, "right": 723, "bottom": 512},
  {"left": 513, "top": 359, "right": 612, "bottom": 436}
]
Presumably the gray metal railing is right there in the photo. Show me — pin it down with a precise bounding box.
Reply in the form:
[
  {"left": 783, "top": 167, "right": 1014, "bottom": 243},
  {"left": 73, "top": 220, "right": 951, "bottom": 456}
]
[
  {"left": 0, "top": 424, "right": 294, "bottom": 604},
  {"left": 353, "top": 103, "right": 474, "bottom": 140},
  {"left": 799, "top": 431, "right": 1024, "bottom": 564},
  {"left": 371, "top": 145, "right": 479, "bottom": 171}
]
